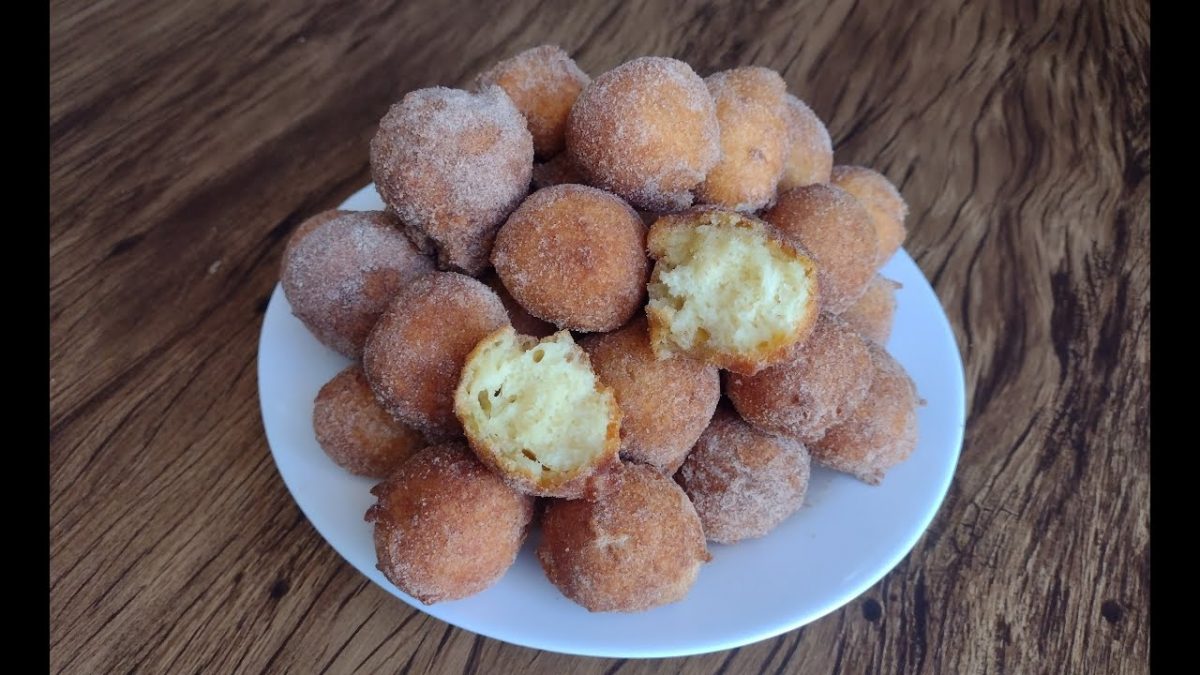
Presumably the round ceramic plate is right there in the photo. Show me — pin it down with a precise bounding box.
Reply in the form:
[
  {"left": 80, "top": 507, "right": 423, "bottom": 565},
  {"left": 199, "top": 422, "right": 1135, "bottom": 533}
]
[{"left": 257, "top": 184, "right": 965, "bottom": 658}]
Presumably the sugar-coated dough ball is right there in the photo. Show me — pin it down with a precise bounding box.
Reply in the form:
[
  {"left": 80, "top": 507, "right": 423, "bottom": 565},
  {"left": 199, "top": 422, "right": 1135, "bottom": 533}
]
[
  {"left": 313, "top": 365, "right": 428, "bottom": 478},
  {"left": 475, "top": 45, "right": 590, "bottom": 159},
  {"left": 696, "top": 67, "right": 789, "bottom": 211},
  {"left": 281, "top": 210, "right": 435, "bottom": 359},
  {"left": 366, "top": 442, "right": 534, "bottom": 604},
  {"left": 810, "top": 344, "right": 919, "bottom": 484},
  {"left": 726, "top": 313, "right": 875, "bottom": 443},
  {"left": 369, "top": 86, "right": 533, "bottom": 275},
  {"left": 676, "top": 407, "right": 811, "bottom": 544},
  {"left": 762, "top": 183, "right": 878, "bottom": 314},
  {"left": 537, "top": 463, "right": 710, "bottom": 612},
  {"left": 830, "top": 165, "right": 908, "bottom": 266},
  {"left": 779, "top": 95, "right": 833, "bottom": 189},
  {"left": 363, "top": 272, "right": 509, "bottom": 441},
  {"left": 566, "top": 57, "right": 720, "bottom": 211},
  {"left": 580, "top": 317, "right": 720, "bottom": 474},
  {"left": 841, "top": 275, "right": 900, "bottom": 345},
  {"left": 492, "top": 184, "right": 648, "bottom": 332},
  {"left": 481, "top": 272, "right": 556, "bottom": 338}
]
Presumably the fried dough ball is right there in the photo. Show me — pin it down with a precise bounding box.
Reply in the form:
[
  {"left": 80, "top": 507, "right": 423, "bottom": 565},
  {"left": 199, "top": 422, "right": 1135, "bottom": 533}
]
[
  {"left": 645, "top": 208, "right": 820, "bottom": 375},
  {"left": 531, "top": 152, "right": 586, "bottom": 189},
  {"left": 811, "top": 345, "right": 919, "bottom": 484},
  {"left": 726, "top": 313, "right": 874, "bottom": 444},
  {"left": 474, "top": 45, "right": 590, "bottom": 159},
  {"left": 580, "top": 317, "right": 720, "bottom": 474},
  {"left": 454, "top": 327, "right": 621, "bottom": 498},
  {"left": 830, "top": 165, "right": 909, "bottom": 265},
  {"left": 366, "top": 442, "right": 534, "bottom": 604},
  {"left": 281, "top": 210, "right": 435, "bottom": 359},
  {"left": 762, "top": 184, "right": 878, "bottom": 314},
  {"left": 676, "top": 407, "right": 811, "bottom": 544},
  {"left": 491, "top": 185, "right": 648, "bottom": 332},
  {"left": 566, "top": 57, "right": 720, "bottom": 211},
  {"left": 696, "top": 67, "right": 789, "bottom": 211},
  {"left": 779, "top": 95, "right": 833, "bottom": 190},
  {"left": 537, "top": 463, "right": 710, "bottom": 612},
  {"left": 841, "top": 275, "right": 900, "bottom": 345},
  {"left": 313, "top": 365, "right": 428, "bottom": 478},
  {"left": 481, "top": 272, "right": 556, "bottom": 338},
  {"left": 369, "top": 86, "right": 533, "bottom": 275},
  {"left": 363, "top": 272, "right": 509, "bottom": 440},
  {"left": 282, "top": 208, "right": 345, "bottom": 261}
]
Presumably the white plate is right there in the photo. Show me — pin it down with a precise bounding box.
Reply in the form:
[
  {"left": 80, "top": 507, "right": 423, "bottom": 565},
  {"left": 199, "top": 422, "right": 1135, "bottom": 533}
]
[{"left": 257, "top": 184, "right": 965, "bottom": 658}]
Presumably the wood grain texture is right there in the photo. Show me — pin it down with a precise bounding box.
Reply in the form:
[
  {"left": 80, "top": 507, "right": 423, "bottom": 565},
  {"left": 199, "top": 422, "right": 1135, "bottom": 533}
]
[{"left": 49, "top": 0, "right": 1150, "bottom": 672}]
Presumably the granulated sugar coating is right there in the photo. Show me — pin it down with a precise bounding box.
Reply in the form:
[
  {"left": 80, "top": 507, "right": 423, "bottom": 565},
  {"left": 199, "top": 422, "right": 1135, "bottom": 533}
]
[
  {"left": 580, "top": 316, "right": 720, "bottom": 474},
  {"left": 369, "top": 86, "right": 533, "bottom": 275},
  {"left": 282, "top": 208, "right": 346, "bottom": 261},
  {"left": 811, "top": 344, "right": 919, "bottom": 484},
  {"left": 481, "top": 272, "right": 556, "bottom": 338},
  {"left": 830, "top": 165, "right": 909, "bottom": 266},
  {"left": 362, "top": 272, "right": 509, "bottom": 441},
  {"left": 763, "top": 183, "right": 879, "bottom": 314},
  {"left": 474, "top": 45, "right": 590, "bottom": 159},
  {"left": 366, "top": 442, "right": 534, "bottom": 604},
  {"left": 531, "top": 152, "right": 586, "bottom": 189},
  {"left": 696, "top": 67, "right": 789, "bottom": 212},
  {"left": 779, "top": 95, "right": 833, "bottom": 190},
  {"left": 491, "top": 184, "right": 649, "bottom": 332},
  {"left": 281, "top": 210, "right": 435, "bottom": 359},
  {"left": 565, "top": 57, "right": 719, "bottom": 212},
  {"left": 676, "top": 407, "right": 811, "bottom": 544},
  {"left": 537, "top": 463, "right": 710, "bottom": 612},
  {"left": 841, "top": 275, "right": 901, "bottom": 345},
  {"left": 313, "top": 365, "right": 428, "bottom": 478},
  {"left": 726, "top": 313, "right": 875, "bottom": 444}
]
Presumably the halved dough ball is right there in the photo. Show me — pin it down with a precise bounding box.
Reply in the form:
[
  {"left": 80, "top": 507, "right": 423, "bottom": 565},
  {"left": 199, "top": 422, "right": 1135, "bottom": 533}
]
[
  {"left": 454, "top": 327, "right": 621, "bottom": 498},
  {"left": 537, "top": 463, "right": 710, "bottom": 612},
  {"left": 645, "top": 208, "right": 820, "bottom": 375},
  {"left": 580, "top": 317, "right": 720, "bottom": 474},
  {"left": 763, "top": 184, "right": 878, "bottom": 314},
  {"left": 841, "top": 275, "right": 900, "bottom": 345},
  {"left": 280, "top": 210, "right": 434, "bottom": 359},
  {"left": 811, "top": 345, "right": 919, "bottom": 484},
  {"left": 726, "top": 313, "right": 874, "bottom": 444},
  {"left": 491, "top": 184, "right": 648, "bottom": 332},
  {"left": 363, "top": 272, "right": 509, "bottom": 441},
  {"left": 313, "top": 365, "right": 427, "bottom": 478},
  {"left": 779, "top": 95, "right": 833, "bottom": 190},
  {"left": 676, "top": 407, "right": 811, "bottom": 544},
  {"left": 566, "top": 57, "right": 720, "bottom": 211},
  {"left": 830, "top": 165, "right": 909, "bottom": 265},
  {"left": 474, "top": 45, "right": 590, "bottom": 159},
  {"left": 366, "top": 442, "right": 534, "bottom": 604},
  {"left": 369, "top": 86, "right": 533, "bottom": 275},
  {"left": 696, "top": 66, "right": 789, "bottom": 211}
]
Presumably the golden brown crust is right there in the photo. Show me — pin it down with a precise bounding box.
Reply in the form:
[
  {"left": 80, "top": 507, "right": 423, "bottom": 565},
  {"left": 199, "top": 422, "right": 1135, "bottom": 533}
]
[
  {"left": 696, "top": 67, "right": 789, "bottom": 211},
  {"left": 491, "top": 184, "right": 649, "bottom": 332},
  {"left": 565, "top": 57, "right": 720, "bottom": 211},
  {"left": 280, "top": 210, "right": 435, "bottom": 359},
  {"left": 474, "top": 45, "right": 590, "bottom": 159},
  {"left": 726, "top": 313, "right": 875, "bottom": 443},
  {"left": 676, "top": 407, "right": 811, "bottom": 544},
  {"left": 840, "top": 274, "right": 900, "bottom": 345},
  {"left": 778, "top": 95, "right": 833, "bottom": 190},
  {"left": 810, "top": 344, "right": 919, "bottom": 484},
  {"left": 362, "top": 272, "right": 509, "bottom": 441},
  {"left": 313, "top": 365, "right": 428, "bottom": 478},
  {"left": 480, "top": 271, "right": 556, "bottom": 338},
  {"left": 537, "top": 463, "right": 710, "bottom": 612},
  {"left": 580, "top": 317, "right": 720, "bottom": 474},
  {"left": 365, "top": 442, "right": 534, "bottom": 604},
  {"left": 645, "top": 208, "right": 820, "bottom": 375},
  {"left": 369, "top": 86, "right": 533, "bottom": 275},
  {"left": 762, "top": 184, "right": 879, "bottom": 314},
  {"left": 830, "top": 165, "right": 909, "bottom": 266}
]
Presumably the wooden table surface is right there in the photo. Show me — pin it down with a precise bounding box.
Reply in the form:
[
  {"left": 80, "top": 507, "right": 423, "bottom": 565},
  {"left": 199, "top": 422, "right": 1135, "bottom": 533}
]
[{"left": 50, "top": 1, "right": 1150, "bottom": 672}]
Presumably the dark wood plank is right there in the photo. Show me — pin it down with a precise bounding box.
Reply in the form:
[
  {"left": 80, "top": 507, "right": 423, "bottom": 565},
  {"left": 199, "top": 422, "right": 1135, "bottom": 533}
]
[{"left": 49, "top": 0, "right": 1149, "bottom": 672}]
